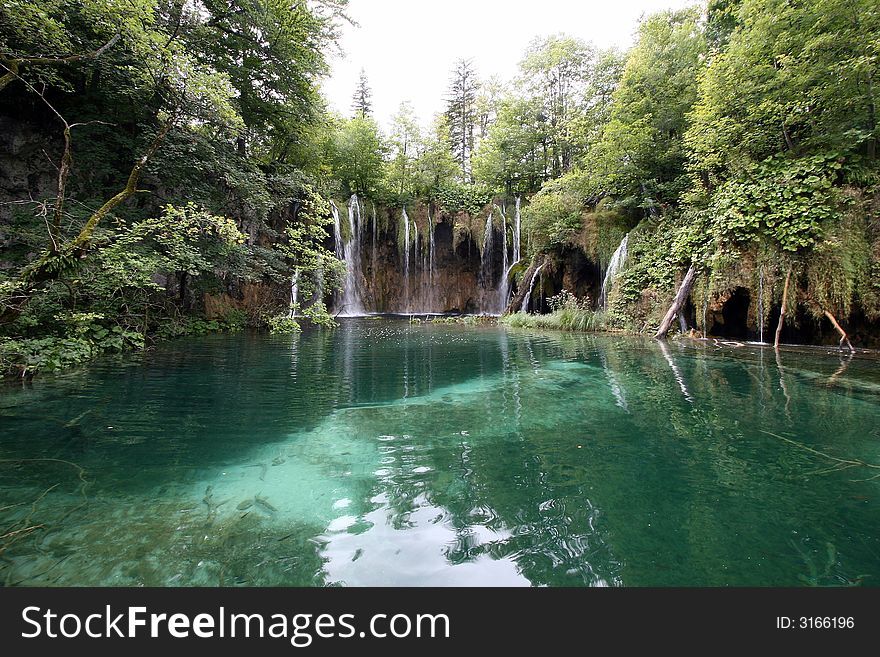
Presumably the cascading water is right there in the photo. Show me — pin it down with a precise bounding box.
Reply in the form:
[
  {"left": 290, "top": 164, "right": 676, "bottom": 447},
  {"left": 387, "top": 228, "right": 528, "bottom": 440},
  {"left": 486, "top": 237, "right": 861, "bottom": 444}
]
[
  {"left": 371, "top": 201, "right": 378, "bottom": 296},
  {"left": 313, "top": 261, "right": 324, "bottom": 304},
  {"left": 497, "top": 204, "right": 510, "bottom": 313},
  {"left": 332, "top": 196, "right": 366, "bottom": 316},
  {"left": 513, "top": 196, "right": 521, "bottom": 265},
  {"left": 332, "top": 201, "right": 343, "bottom": 259},
  {"left": 599, "top": 232, "right": 630, "bottom": 309},
  {"left": 480, "top": 209, "right": 494, "bottom": 286},
  {"left": 414, "top": 221, "right": 419, "bottom": 273},
  {"left": 428, "top": 209, "right": 435, "bottom": 285},
  {"left": 288, "top": 269, "right": 299, "bottom": 318},
  {"left": 757, "top": 266, "right": 765, "bottom": 343},
  {"left": 402, "top": 207, "right": 410, "bottom": 312},
  {"left": 521, "top": 263, "right": 545, "bottom": 313}
]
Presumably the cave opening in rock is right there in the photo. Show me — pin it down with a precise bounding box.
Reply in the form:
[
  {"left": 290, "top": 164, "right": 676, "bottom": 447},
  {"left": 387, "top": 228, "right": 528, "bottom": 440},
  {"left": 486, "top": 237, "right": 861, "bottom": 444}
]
[{"left": 710, "top": 287, "right": 751, "bottom": 339}]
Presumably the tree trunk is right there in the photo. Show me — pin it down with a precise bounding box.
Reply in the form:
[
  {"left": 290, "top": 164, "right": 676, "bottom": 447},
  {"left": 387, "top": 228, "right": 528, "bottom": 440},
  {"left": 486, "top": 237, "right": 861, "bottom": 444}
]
[
  {"left": 655, "top": 266, "right": 696, "bottom": 340},
  {"left": 774, "top": 269, "right": 791, "bottom": 349},
  {"left": 782, "top": 123, "right": 798, "bottom": 154},
  {"left": 823, "top": 309, "right": 855, "bottom": 353},
  {"left": 505, "top": 259, "right": 541, "bottom": 315}
]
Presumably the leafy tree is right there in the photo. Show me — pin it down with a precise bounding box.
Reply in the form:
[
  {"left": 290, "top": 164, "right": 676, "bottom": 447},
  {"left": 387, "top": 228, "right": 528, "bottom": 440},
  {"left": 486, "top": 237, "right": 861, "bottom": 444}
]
[
  {"left": 0, "top": 0, "right": 349, "bottom": 374},
  {"left": 591, "top": 8, "right": 706, "bottom": 214},
  {"left": 472, "top": 94, "right": 548, "bottom": 195},
  {"left": 687, "top": 0, "right": 880, "bottom": 191},
  {"left": 386, "top": 101, "right": 422, "bottom": 202},
  {"left": 519, "top": 34, "right": 595, "bottom": 176},
  {"left": 188, "top": 0, "right": 348, "bottom": 157},
  {"left": 328, "top": 114, "right": 386, "bottom": 197},
  {"left": 414, "top": 115, "right": 463, "bottom": 200}
]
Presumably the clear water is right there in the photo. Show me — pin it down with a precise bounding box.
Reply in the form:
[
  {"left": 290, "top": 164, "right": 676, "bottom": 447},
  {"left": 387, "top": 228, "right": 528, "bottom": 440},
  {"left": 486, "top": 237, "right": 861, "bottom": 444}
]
[{"left": 1, "top": 320, "right": 879, "bottom": 587}]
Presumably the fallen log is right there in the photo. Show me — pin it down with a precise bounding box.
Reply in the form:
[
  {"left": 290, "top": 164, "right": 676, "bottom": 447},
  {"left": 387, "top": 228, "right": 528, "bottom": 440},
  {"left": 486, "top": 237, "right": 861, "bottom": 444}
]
[
  {"left": 774, "top": 269, "right": 791, "bottom": 349},
  {"left": 655, "top": 266, "right": 696, "bottom": 340}
]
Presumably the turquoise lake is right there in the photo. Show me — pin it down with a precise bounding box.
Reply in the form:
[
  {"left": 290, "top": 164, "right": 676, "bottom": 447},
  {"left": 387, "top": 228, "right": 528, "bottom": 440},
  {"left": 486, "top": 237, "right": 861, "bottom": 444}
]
[{"left": 1, "top": 319, "right": 879, "bottom": 586}]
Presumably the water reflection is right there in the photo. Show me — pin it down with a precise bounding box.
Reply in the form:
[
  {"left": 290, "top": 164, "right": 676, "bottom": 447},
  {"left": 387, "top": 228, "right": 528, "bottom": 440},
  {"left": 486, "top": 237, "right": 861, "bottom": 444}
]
[{"left": 0, "top": 322, "right": 878, "bottom": 586}]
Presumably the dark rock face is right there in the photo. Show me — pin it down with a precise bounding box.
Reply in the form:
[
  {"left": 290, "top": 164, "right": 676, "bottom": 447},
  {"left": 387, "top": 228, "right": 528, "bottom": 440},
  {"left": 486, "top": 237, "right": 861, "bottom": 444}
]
[
  {"left": 0, "top": 117, "right": 61, "bottom": 262},
  {"left": 336, "top": 202, "right": 510, "bottom": 315}
]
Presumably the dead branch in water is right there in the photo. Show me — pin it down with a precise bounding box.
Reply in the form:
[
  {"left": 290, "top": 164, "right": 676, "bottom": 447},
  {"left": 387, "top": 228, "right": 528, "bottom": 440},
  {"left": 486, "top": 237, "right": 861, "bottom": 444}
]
[
  {"left": 759, "top": 430, "right": 880, "bottom": 481},
  {"left": 775, "top": 269, "right": 791, "bottom": 349}
]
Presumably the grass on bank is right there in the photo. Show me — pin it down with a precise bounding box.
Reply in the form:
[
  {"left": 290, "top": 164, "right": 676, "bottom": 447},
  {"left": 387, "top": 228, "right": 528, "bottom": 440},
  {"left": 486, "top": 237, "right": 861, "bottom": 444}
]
[
  {"left": 501, "top": 307, "right": 608, "bottom": 332},
  {"left": 501, "top": 289, "right": 609, "bottom": 333}
]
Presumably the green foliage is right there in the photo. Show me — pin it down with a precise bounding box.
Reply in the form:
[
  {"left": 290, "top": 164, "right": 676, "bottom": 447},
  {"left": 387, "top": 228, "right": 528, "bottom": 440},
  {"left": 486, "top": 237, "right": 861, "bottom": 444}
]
[
  {"left": 266, "top": 314, "right": 303, "bottom": 334},
  {"left": 434, "top": 182, "right": 493, "bottom": 216},
  {"left": 413, "top": 115, "right": 460, "bottom": 200},
  {"left": 302, "top": 300, "right": 337, "bottom": 329},
  {"left": 328, "top": 115, "right": 387, "bottom": 196},
  {"left": 0, "top": 1, "right": 348, "bottom": 377},
  {"left": 804, "top": 192, "right": 876, "bottom": 318},
  {"left": 696, "top": 155, "right": 845, "bottom": 258},
  {"left": 426, "top": 315, "right": 495, "bottom": 325},
  {"left": 522, "top": 174, "right": 586, "bottom": 250},
  {"left": 686, "top": 0, "right": 880, "bottom": 184},
  {"left": 1, "top": 312, "right": 145, "bottom": 377},
  {"left": 156, "top": 315, "right": 242, "bottom": 339},
  {"left": 502, "top": 308, "right": 607, "bottom": 333},
  {"left": 265, "top": 300, "right": 336, "bottom": 334},
  {"left": 547, "top": 289, "right": 591, "bottom": 312},
  {"left": 519, "top": 34, "right": 595, "bottom": 178},
  {"left": 472, "top": 94, "right": 548, "bottom": 194},
  {"left": 385, "top": 101, "right": 422, "bottom": 203},
  {"left": 590, "top": 8, "right": 706, "bottom": 214},
  {"left": 616, "top": 223, "right": 681, "bottom": 305}
]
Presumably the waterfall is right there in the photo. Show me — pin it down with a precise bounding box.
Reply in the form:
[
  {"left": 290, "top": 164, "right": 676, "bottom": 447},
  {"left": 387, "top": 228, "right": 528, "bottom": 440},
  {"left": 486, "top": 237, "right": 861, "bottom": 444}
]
[
  {"left": 521, "top": 263, "right": 545, "bottom": 313},
  {"left": 497, "top": 204, "right": 510, "bottom": 312},
  {"left": 331, "top": 195, "right": 366, "bottom": 316},
  {"left": 403, "top": 206, "right": 410, "bottom": 312},
  {"left": 413, "top": 220, "right": 421, "bottom": 310},
  {"left": 480, "top": 209, "right": 494, "bottom": 287},
  {"left": 332, "top": 200, "right": 343, "bottom": 259},
  {"left": 600, "top": 232, "right": 630, "bottom": 309},
  {"left": 414, "top": 221, "right": 419, "bottom": 276},
  {"left": 371, "top": 201, "right": 378, "bottom": 297},
  {"left": 427, "top": 209, "right": 437, "bottom": 311},
  {"left": 288, "top": 268, "right": 299, "bottom": 318},
  {"left": 428, "top": 209, "right": 435, "bottom": 285},
  {"left": 757, "top": 266, "right": 764, "bottom": 343},
  {"left": 513, "top": 196, "right": 521, "bottom": 265}
]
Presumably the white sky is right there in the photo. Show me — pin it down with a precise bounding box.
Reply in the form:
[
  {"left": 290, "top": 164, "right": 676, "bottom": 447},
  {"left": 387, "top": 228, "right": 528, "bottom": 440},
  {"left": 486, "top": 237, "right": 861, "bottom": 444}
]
[{"left": 322, "top": 0, "right": 700, "bottom": 131}]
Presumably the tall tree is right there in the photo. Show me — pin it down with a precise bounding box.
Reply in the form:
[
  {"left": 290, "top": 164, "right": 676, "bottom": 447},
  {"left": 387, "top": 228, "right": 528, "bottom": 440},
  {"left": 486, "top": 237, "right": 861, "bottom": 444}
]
[
  {"left": 687, "top": 0, "right": 880, "bottom": 188},
  {"left": 520, "top": 34, "right": 595, "bottom": 177},
  {"left": 329, "top": 115, "right": 386, "bottom": 197},
  {"left": 413, "top": 115, "right": 459, "bottom": 199},
  {"left": 445, "top": 58, "right": 479, "bottom": 181},
  {"left": 351, "top": 67, "right": 372, "bottom": 118},
  {"left": 189, "top": 0, "right": 348, "bottom": 157},
  {"left": 386, "top": 101, "right": 422, "bottom": 201},
  {"left": 472, "top": 94, "right": 548, "bottom": 195},
  {"left": 591, "top": 8, "right": 706, "bottom": 214}
]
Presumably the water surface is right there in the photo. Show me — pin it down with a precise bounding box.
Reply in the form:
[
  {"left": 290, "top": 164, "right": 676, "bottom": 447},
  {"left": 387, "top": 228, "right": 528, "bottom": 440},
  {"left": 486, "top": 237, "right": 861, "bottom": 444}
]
[{"left": 1, "top": 320, "right": 878, "bottom": 586}]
